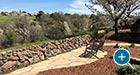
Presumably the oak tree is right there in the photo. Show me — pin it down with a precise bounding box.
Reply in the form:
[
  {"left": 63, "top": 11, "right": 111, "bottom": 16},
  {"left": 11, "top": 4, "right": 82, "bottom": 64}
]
[{"left": 86, "top": 0, "right": 140, "bottom": 35}]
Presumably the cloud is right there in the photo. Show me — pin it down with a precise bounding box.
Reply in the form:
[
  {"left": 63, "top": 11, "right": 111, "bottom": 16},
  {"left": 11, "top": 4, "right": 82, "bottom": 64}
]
[{"left": 66, "top": 0, "right": 92, "bottom": 14}]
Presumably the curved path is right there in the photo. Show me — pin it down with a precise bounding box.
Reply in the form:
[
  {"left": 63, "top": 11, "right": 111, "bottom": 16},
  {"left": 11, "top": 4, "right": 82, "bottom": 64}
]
[
  {"left": 6, "top": 47, "right": 107, "bottom": 75},
  {"left": 6, "top": 42, "right": 140, "bottom": 75}
]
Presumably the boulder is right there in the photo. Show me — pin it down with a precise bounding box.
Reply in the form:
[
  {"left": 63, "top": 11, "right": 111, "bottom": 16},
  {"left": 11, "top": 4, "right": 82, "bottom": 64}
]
[
  {"left": 33, "top": 57, "right": 40, "bottom": 63},
  {"left": 2, "top": 61, "right": 16, "bottom": 70},
  {"left": 0, "top": 67, "right": 2, "bottom": 74},
  {"left": 0, "top": 60, "right": 3, "bottom": 66},
  {"left": 0, "top": 55, "right": 3, "bottom": 60},
  {"left": 23, "top": 61, "right": 29, "bottom": 66},
  {"left": 38, "top": 46, "right": 46, "bottom": 52},
  {"left": 39, "top": 55, "right": 45, "bottom": 60},
  {"left": 8, "top": 56, "right": 19, "bottom": 61}
]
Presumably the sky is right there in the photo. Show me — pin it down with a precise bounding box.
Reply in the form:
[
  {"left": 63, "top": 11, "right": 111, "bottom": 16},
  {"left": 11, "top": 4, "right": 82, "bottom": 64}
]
[{"left": 0, "top": 0, "right": 92, "bottom": 14}]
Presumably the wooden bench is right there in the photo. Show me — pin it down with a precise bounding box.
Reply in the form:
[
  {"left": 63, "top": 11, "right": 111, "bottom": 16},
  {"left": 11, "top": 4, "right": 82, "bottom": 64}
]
[{"left": 79, "top": 34, "right": 106, "bottom": 58}]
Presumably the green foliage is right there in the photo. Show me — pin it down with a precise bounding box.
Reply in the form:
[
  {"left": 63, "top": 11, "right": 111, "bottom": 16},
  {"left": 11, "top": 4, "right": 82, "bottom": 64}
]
[
  {"left": 29, "top": 22, "right": 44, "bottom": 42},
  {"left": 5, "top": 31, "right": 16, "bottom": 45},
  {"left": 36, "top": 11, "right": 45, "bottom": 19},
  {"left": 118, "top": 64, "right": 140, "bottom": 75},
  {"left": 4, "top": 31, "right": 22, "bottom": 46},
  {"left": 0, "top": 11, "right": 114, "bottom": 50},
  {"left": 121, "top": 46, "right": 129, "bottom": 50}
]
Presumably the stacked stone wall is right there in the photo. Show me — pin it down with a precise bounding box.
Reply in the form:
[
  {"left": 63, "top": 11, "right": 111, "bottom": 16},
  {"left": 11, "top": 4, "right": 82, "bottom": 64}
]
[{"left": 0, "top": 35, "right": 91, "bottom": 73}]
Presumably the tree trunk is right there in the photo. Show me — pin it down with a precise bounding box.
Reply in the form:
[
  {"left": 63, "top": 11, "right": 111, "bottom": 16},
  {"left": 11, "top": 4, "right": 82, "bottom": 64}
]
[{"left": 114, "top": 18, "right": 119, "bottom": 35}]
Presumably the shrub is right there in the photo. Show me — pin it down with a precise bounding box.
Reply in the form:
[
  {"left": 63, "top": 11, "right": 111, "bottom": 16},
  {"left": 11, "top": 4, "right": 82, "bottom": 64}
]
[
  {"left": 14, "top": 16, "right": 31, "bottom": 42},
  {"left": 5, "top": 31, "right": 17, "bottom": 45},
  {"left": 118, "top": 64, "right": 140, "bottom": 75},
  {"left": 29, "top": 22, "right": 43, "bottom": 42},
  {"left": 0, "top": 28, "right": 6, "bottom": 48},
  {"left": 121, "top": 46, "right": 129, "bottom": 50}
]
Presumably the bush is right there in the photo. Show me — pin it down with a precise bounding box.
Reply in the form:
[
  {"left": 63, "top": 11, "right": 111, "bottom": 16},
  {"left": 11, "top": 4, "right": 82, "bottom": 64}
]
[
  {"left": 121, "top": 46, "right": 129, "bottom": 50},
  {"left": 118, "top": 65, "right": 140, "bottom": 75},
  {"left": 29, "top": 22, "right": 43, "bottom": 42},
  {"left": 4, "top": 31, "right": 20, "bottom": 46},
  {"left": 0, "top": 28, "right": 6, "bottom": 48}
]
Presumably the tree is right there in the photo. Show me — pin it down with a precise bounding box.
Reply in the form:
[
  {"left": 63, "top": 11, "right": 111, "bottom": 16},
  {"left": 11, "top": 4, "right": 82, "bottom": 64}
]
[
  {"left": 14, "top": 16, "right": 31, "bottom": 42},
  {"left": 86, "top": 0, "right": 140, "bottom": 35}
]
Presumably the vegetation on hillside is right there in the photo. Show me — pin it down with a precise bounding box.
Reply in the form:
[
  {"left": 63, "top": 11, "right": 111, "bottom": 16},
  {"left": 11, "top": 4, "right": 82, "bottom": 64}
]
[{"left": 0, "top": 11, "right": 112, "bottom": 49}]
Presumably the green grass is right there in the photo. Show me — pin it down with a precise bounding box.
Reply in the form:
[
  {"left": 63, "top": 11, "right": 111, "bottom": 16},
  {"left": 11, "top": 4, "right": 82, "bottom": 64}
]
[
  {"left": 98, "top": 25, "right": 113, "bottom": 30},
  {"left": 30, "top": 16, "right": 36, "bottom": 20},
  {"left": 0, "top": 16, "right": 36, "bottom": 25},
  {"left": 0, "top": 16, "right": 15, "bottom": 25},
  {"left": 0, "top": 39, "right": 51, "bottom": 53}
]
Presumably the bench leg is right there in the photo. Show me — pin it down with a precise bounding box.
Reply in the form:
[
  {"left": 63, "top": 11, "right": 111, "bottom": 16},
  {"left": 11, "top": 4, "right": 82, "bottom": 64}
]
[{"left": 86, "top": 51, "right": 99, "bottom": 59}]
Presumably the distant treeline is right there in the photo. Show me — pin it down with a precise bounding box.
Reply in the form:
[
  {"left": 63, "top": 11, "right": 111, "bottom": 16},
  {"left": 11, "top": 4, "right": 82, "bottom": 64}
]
[{"left": 0, "top": 11, "right": 112, "bottom": 49}]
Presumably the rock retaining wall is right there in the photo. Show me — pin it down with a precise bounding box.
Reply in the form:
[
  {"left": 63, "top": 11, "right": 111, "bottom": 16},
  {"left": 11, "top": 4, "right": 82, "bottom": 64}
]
[{"left": 0, "top": 35, "right": 91, "bottom": 73}]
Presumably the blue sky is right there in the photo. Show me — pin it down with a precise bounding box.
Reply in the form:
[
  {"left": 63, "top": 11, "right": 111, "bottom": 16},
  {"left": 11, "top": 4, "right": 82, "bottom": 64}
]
[{"left": 0, "top": 0, "right": 92, "bottom": 14}]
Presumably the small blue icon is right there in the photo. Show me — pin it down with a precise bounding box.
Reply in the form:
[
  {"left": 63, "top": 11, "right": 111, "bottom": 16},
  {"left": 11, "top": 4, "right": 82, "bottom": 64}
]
[{"left": 113, "top": 48, "right": 130, "bottom": 66}]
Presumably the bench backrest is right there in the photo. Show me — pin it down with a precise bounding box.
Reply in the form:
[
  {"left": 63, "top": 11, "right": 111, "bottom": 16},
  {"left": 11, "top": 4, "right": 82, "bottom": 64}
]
[{"left": 98, "top": 34, "right": 106, "bottom": 50}]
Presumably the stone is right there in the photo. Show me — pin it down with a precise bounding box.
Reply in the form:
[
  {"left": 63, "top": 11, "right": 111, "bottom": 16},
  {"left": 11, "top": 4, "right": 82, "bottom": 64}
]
[
  {"left": 3, "top": 59, "right": 8, "bottom": 63},
  {"left": 0, "top": 67, "right": 2, "bottom": 74},
  {"left": 2, "top": 61, "right": 16, "bottom": 70},
  {"left": 19, "top": 49, "right": 23, "bottom": 52},
  {"left": 33, "top": 57, "right": 40, "bottom": 63},
  {"left": 23, "top": 61, "right": 29, "bottom": 66},
  {"left": 24, "top": 56, "right": 29, "bottom": 60},
  {"left": 55, "top": 49, "right": 61, "bottom": 54},
  {"left": 17, "top": 52, "right": 25, "bottom": 62},
  {"left": 16, "top": 61, "right": 22, "bottom": 66},
  {"left": 22, "top": 51, "right": 29, "bottom": 56},
  {"left": 0, "top": 55, "right": 3, "bottom": 60},
  {"left": 29, "top": 46, "right": 35, "bottom": 50},
  {"left": 27, "top": 51, "right": 34, "bottom": 58},
  {"left": 39, "top": 55, "right": 45, "bottom": 60},
  {"left": 8, "top": 56, "right": 19, "bottom": 61},
  {"left": 32, "top": 51, "right": 39, "bottom": 55},
  {"left": 55, "top": 41, "right": 61, "bottom": 45},
  {"left": 47, "top": 44, "right": 53, "bottom": 49},
  {"left": 2, "top": 53, "right": 7, "bottom": 60},
  {"left": 28, "top": 58, "right": 34, "bottom": 64},
  {"left": 7, "top": 53, "right": 12, "bottom": 56},
  {"left": 74, "top": 44, "right": 79, "bottom": 48},
  {"left": 12, "top": 51, "right": 17, "bottom": 56},
  {"left": 20, "top": 59, "right": 25, "bottom": 63},
  {"left": 52, "top": 49, "right": 59, "bottom": 55},
  {"left": 38, "top": 46, "right": 46, "bottom": 52},
  {"left": 0, "top": 60, "right": 3, "bottom": 66}
]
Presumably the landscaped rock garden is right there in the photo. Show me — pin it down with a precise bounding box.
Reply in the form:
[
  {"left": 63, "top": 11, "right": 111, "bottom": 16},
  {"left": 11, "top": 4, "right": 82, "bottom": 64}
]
[{"left": 0, "top": 35, "right": 91, "bottom": 73}]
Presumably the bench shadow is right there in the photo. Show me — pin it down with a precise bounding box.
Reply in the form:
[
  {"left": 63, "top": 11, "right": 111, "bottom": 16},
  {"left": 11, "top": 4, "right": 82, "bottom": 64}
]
[{"left": 79, "top": 52, "right": 99, "bottom": 59}]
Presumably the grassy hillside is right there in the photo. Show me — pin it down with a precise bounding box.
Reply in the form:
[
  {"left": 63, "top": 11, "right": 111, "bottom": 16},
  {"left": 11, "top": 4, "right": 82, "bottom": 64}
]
[{"left": 0, "top": 16, "right": 35, "bottom": 25}]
